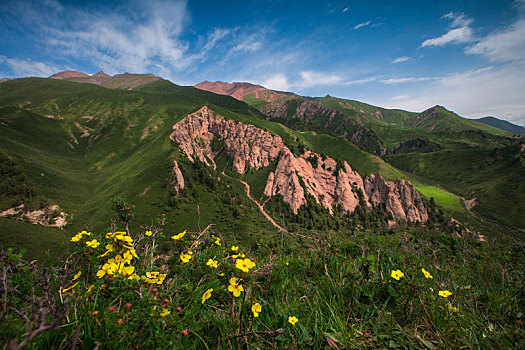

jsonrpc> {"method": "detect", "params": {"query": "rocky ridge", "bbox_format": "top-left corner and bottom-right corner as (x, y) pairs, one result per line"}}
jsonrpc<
(195, 81), (286, 102)
(171, 106), (428, 222)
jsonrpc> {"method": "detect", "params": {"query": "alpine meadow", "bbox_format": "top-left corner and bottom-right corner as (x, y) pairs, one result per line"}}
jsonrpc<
(1, 1), (524, 349)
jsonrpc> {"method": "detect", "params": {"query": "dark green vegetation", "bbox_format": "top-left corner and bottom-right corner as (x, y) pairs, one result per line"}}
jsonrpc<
(1, 220), (524, 349)
(241, 91), (524, 231)
(474, 116), (525, 135)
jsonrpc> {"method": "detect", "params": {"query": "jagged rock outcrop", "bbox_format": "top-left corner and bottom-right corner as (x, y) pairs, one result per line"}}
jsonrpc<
(364, 174), (428, 222)
(170, 106), (284, 173)
(171, 160), (185, 195)
(171, 106), (428, 222)
(264, 150), (369, 214)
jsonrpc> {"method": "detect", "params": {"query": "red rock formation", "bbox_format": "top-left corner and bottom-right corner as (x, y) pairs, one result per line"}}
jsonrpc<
(49, 70), (89, 79)
(171, 106), (428, 222)
(195, 81), (286, 102)
(170, 106), (284, 173)
(364, 174), (428, 222)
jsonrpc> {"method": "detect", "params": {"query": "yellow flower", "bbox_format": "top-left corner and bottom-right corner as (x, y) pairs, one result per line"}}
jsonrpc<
(116, 235), (133, 243)
(180, 252), (192, 263)
(218, 272), (225, 277)
(214, 238), (221, 246)
(87, 284), (94, 293)
(286, 262), (289, 266)
(288, 316), (298, 325)
(156, 274), (167, 284)
(70, 234), (82, 242)
(228, 278), (244, 297)
(73, 271), (82, 280)
(195, 241), (201, 246)
(86, 239), (100, 248)
(202, 288), (213, 303)
(391, 270), (404, 280)
(232, 254), (240, 259)
(236, 258), (255, 273)
(206, 259), (218, 268)
(160, 308), (171, 317)
(145, 230), (153, 237)
(60, 281), (79, 294)
(439, 290), (452, 298)
(252, 303), (262, 317)
(79, 230), (91, 236)
(146, 271), (159, 279)
(171, 230), (186, 240)
(121, 265), (135, 277)
(422, 268), (433, 279)
(231, 246), (239, 252)
(96, 269), (106, 278)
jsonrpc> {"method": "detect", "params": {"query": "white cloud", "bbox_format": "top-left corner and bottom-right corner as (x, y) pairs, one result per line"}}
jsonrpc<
(420, 12), (474, 47)
(353, 21), (371, 30)
(421, 26), (474, 47)
(380, 77), (436, 84)
(343, 7), (349, 13)
(466, 19), (525, 62)
(263, 74), (290, 91)
(296, 71), (343, 88)
(392, 56), (410, 64)
(4, 58), (60, 77)
(442, 12), (473, 28)
(375, 64), (525, 124)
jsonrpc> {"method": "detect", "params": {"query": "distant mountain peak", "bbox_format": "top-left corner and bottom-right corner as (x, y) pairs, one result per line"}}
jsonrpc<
(49, 70), (89, 79)
(92, 71), (112, 78)
(473, 116), (525, 134)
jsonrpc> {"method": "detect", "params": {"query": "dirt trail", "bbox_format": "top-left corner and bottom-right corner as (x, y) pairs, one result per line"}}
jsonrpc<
(221, 172), (313, 240)
(236, 178), (286, 232)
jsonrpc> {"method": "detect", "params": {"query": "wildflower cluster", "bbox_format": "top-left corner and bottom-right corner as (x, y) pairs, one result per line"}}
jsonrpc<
(390, 266), (457, 312)
(95, 231), (138, 279)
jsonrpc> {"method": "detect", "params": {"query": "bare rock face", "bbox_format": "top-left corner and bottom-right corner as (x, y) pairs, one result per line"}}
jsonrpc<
(170, 106), (285, 173)
(171, 106), (427, 222)
(171, 160), (185, 195)
(364, 174), (428, 222)
(0, 204), (67, 228)
(264, 149), (369, 214)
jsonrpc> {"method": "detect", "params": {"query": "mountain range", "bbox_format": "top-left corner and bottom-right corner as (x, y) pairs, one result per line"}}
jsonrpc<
(0, 71), (523, 258)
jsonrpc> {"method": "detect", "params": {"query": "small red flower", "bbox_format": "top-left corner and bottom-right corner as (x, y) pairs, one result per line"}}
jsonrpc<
(124, 303), (131, 309)
(92, 311), (99, 316)
(181, 330), (188, 336)
(177, 306), (182, 312)
(108, 306), (116, 313)
(117, 318), (124, 325)
(163, 298), (169, 303)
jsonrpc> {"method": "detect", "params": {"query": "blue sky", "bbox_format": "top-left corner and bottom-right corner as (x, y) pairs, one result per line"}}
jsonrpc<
(1, 0), (524, 124)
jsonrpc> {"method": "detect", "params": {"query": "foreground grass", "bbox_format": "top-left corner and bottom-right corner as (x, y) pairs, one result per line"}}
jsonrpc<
(1, 220), (524, 349)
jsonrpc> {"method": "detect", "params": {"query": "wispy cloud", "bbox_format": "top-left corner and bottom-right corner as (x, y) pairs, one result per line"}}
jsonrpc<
(1, 57), (60, 77)
(376, 65), (525, 124)
(466, 18), (525, 62)
(421, 12), (474, 47)
(380, 77), (436, 84)
(342, 7), (350, 13)
(392, 56), (410, 64)
(353, 21), (371, 30)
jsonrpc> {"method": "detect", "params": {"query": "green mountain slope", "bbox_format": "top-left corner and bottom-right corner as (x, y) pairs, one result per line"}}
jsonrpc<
(474, 116), (525, 134)
(218, 84), (522, 229)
